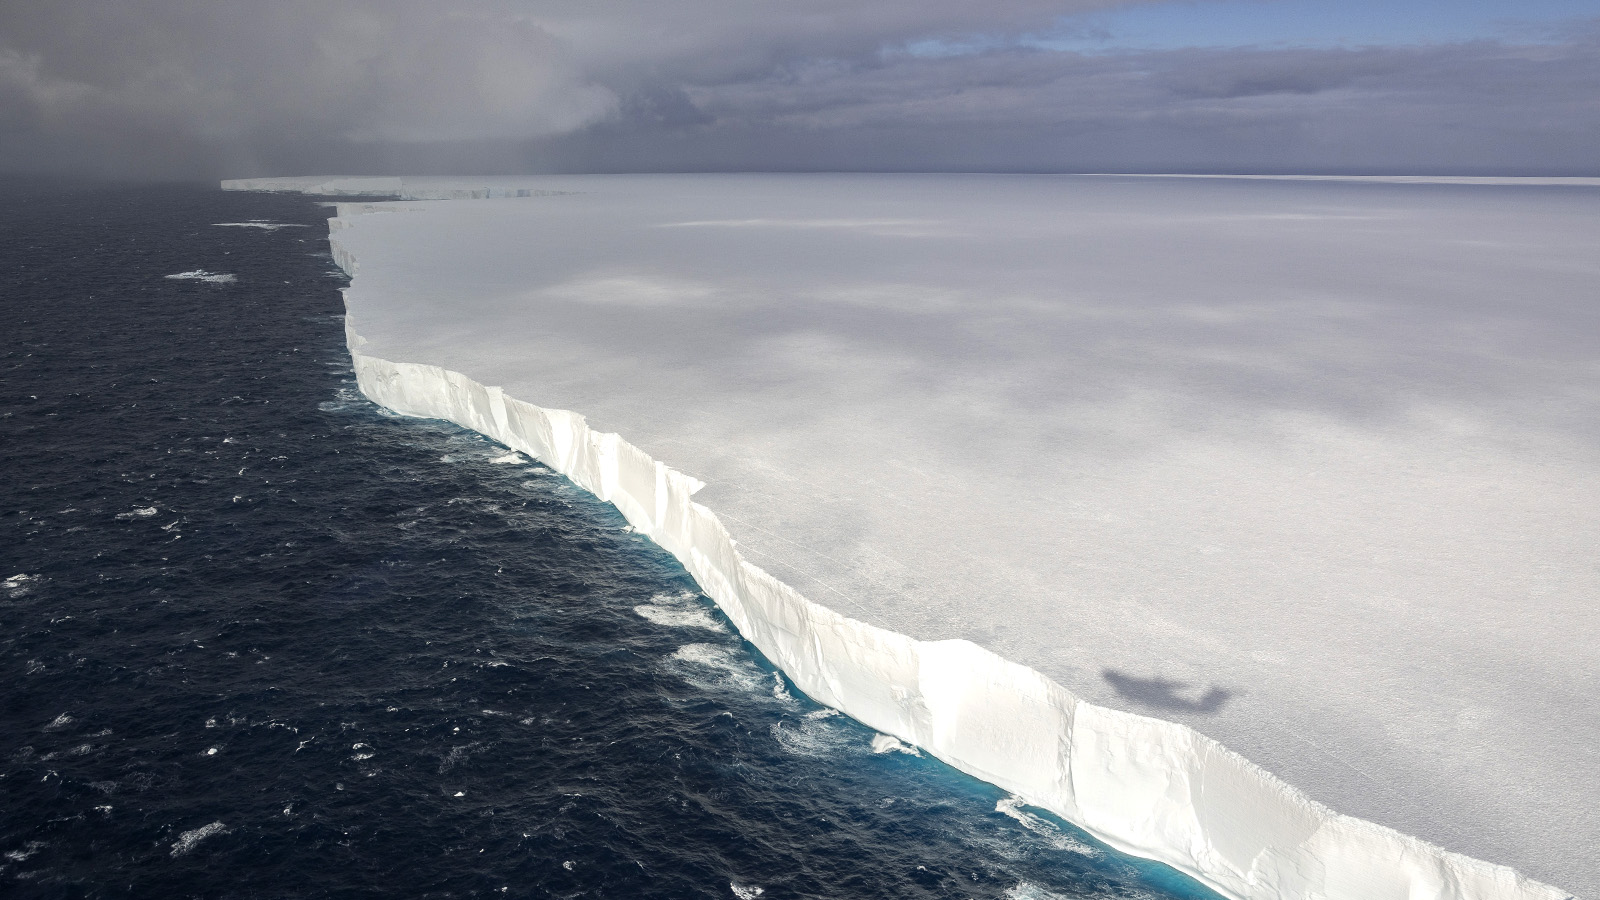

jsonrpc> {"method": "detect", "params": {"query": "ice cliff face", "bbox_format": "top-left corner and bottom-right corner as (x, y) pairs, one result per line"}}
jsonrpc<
(314, 195), (1574, 900)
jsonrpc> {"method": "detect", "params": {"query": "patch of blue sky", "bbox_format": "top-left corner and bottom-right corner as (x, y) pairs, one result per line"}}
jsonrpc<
(898, 0), (1600, 57)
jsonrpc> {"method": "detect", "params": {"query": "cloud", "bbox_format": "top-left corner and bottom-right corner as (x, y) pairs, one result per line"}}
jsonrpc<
(0, 1), (1596, 177)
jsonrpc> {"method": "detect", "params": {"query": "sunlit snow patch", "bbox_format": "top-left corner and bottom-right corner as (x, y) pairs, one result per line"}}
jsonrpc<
(165, 270), (236, 284)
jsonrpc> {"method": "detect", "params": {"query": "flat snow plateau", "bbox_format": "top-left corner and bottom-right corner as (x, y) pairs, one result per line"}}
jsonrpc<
(237, 174), (1597, 896)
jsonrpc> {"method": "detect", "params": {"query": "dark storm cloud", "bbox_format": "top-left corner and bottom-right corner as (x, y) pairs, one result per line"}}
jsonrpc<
(1, 1), (1596, 177)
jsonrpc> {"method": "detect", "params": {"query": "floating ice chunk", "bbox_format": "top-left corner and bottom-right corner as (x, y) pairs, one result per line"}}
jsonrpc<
(170, 822), (226, 856)
(165, 270), (236, 283)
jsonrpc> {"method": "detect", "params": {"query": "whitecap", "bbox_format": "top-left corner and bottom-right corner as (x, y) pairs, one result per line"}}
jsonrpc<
(3, 573), (39, 597)
(995, 795), (1099, 857)
(634, 592), (725, 632)
(770, 710), (852, 758)
(870, 733), (920, 756)
(212, 222), (307, 231)
(670, 643), (766, 693)
(115, 507), (158, 519)
(4, 841), (46, 862)
(170, 821), (227, 856)
(164, 271), (236, 284)
(770, 672), (799, 706)
(1004, 883), (1073, 900)
(730, 885), (764, 899)
(488, 452), (526, 464)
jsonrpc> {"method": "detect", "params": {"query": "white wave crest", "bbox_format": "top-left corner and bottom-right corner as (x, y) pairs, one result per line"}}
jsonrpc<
(165, 270), (236, 284)
(635, 592), (725, 632)
(770, 709), (851, 758)
(170, 821), (227, 856)
(4, 573), (40, 597)
(212, 221), (307, 231)
(670, 643), (767, 694)
(870, 733), (920, 756)
(1004, 883), (1073, 900)
(996, 795), (1098, 857)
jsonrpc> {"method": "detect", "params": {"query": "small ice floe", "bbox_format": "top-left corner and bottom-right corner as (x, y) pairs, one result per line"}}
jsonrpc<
(212, 221), (307, 231)
(731, 884), (765, 899)
(115, 507), (158, 519)
(165, 270), (237, 284)
(170, 821), (227, 856)
(488, 452), (525, 464)
(870, 733), (920, 756)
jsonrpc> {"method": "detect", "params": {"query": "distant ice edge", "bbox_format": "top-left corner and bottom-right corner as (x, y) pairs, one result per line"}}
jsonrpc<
(299, 186), (1570, 900)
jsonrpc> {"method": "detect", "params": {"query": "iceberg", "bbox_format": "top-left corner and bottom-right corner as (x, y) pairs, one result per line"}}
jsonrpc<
(225, 174), (1596, 900)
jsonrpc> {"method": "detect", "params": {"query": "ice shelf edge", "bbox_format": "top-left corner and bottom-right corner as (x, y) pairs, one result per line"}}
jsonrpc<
(307, 193), (1574, 900)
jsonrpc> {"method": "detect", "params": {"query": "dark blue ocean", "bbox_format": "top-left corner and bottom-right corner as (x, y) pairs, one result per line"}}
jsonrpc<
(1, 180), (1222, 900)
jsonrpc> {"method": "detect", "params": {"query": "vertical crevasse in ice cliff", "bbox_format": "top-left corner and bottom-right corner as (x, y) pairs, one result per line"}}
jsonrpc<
(324, 209), (1573, 900)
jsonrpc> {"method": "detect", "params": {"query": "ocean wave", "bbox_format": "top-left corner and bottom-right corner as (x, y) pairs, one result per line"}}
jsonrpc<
(165, 270), (236, 284)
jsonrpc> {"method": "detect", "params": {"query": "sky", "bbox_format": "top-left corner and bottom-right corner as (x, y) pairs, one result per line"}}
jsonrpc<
(1, 0), (1596, 178)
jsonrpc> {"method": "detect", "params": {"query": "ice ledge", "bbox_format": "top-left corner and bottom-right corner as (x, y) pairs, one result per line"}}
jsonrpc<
(222, 176), (570, 201)
(303, 193), (1573, 900)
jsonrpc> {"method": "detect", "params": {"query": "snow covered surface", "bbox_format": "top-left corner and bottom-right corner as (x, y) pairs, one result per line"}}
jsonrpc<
(225, 174), (1597, 899)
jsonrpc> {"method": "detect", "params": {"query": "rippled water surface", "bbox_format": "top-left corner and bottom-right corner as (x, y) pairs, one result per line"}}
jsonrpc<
(0, 180), (1222, 900)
